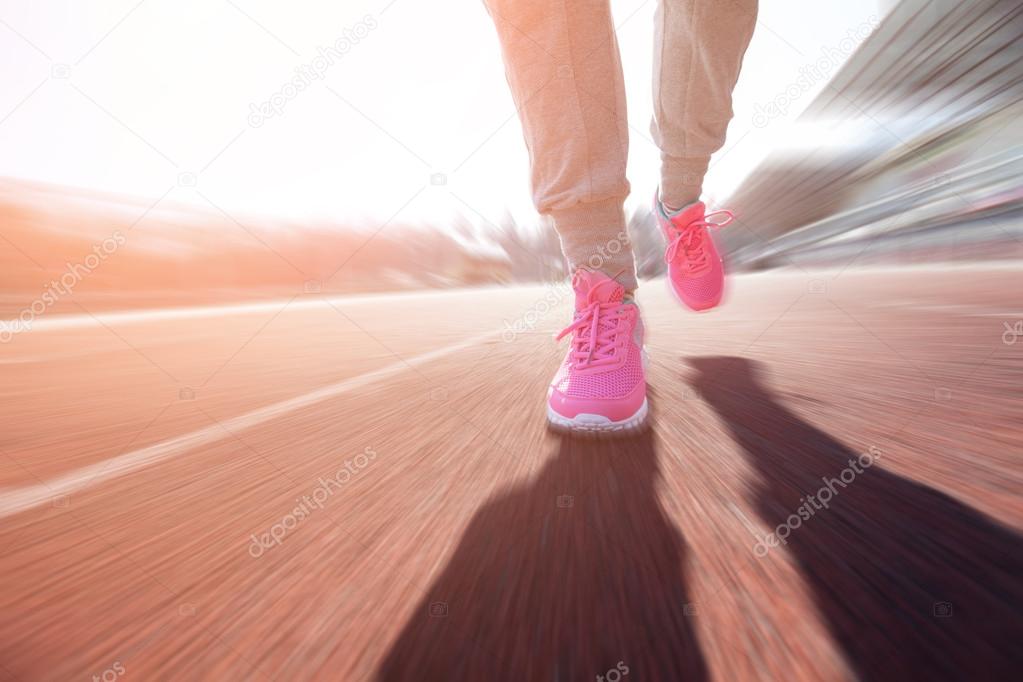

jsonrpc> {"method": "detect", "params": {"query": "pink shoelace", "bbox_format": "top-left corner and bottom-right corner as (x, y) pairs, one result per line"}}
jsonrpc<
(555, 278), (625, 368)
(664, 209), (735, 275)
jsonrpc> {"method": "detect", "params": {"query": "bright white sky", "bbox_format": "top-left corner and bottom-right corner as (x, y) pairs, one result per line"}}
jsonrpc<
(0, 0), (882, 231)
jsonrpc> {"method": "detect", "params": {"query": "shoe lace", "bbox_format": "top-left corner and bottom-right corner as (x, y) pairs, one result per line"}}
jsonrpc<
(664, 209), (735, 275)
(555, 298), (625, 369)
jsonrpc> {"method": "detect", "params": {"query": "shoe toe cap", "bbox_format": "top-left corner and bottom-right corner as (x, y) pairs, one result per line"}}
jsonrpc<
(548, 381), (646, 421)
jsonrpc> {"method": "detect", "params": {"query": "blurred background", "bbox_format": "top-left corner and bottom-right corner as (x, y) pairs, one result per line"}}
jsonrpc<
(2, 1), (1021, 681)
(3, 0), (1018, 313)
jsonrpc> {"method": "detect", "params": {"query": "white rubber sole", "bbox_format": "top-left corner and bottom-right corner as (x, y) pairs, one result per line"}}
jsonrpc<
(546, 398), (649, 434)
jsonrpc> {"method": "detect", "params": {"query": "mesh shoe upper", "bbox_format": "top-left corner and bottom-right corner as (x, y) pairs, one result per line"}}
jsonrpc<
(553, 340), (644, 400)
(655, 195), (734, 311)
(549, 270), (645, 406)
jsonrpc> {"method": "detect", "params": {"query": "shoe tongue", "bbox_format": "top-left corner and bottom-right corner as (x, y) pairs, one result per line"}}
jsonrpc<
(573, 270), (624, 307)
(669, 201), (706, 228)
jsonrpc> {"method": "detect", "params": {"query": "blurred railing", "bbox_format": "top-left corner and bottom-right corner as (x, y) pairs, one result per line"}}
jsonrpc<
(721, 0), (1023, 268)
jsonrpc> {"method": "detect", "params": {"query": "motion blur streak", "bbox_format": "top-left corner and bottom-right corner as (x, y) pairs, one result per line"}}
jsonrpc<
(1, 268), (1022, 680)
(2, 0), (1022, 680)
(722, 0), (1023, 269)
(0, 325), (499, 518)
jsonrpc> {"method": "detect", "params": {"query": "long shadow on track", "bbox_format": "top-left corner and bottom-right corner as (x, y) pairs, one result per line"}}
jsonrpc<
(689, 356), (1023, 680)
(376, 419), (707, 681)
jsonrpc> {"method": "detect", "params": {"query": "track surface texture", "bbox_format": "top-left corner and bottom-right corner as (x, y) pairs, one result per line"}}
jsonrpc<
(1, 265), (1022, 681)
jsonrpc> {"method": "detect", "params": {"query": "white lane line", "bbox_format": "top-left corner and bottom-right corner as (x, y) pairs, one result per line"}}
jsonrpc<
(0, 285), (529, 334)
(869, 302), (1022, 316)
(0, 329), (500, 519)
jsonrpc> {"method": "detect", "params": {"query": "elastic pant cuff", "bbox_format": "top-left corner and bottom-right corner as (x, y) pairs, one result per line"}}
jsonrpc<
(554, 221), (637, 292)
(661, 155), (710, 208)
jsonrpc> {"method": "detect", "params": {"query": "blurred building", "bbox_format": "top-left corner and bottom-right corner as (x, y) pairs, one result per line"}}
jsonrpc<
(723, 0), (1023, 268)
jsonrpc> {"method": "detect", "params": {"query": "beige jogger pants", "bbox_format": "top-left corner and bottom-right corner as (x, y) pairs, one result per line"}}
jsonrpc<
(484, 0), (757, 289)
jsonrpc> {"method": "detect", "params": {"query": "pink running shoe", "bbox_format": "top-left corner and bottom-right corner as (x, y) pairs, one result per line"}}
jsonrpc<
(655, 194), (734, 311)
(547, 270), (647, 433)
